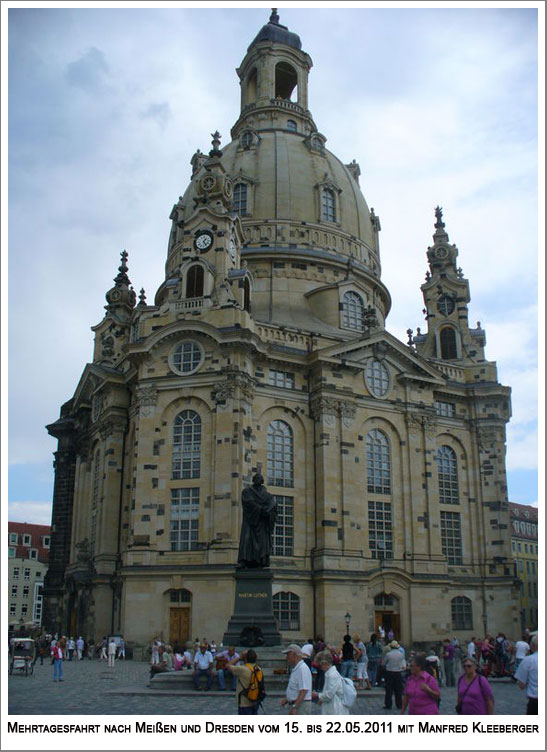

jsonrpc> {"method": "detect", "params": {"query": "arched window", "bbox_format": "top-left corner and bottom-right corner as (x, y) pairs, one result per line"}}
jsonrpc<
(170, 589), (192, 603)
(275, 62), (297, 100)
(366, 429), (391, 494)
(186, 265), (204, 298)
(244, 277), (251, 313)
(451, 596), (472, 630)
(267, 420), (294, 487)
(273, 592), (300, 630)
(322, 188), (336, 222)
(374, 593), (394, 607)
(233, 183), (248, 215)
(241, 131), (253, 148)
(437, 445), (459, 504)
(343, 291), (365, 330)
(172, 410), (201, 479)
(286, 119), (297, 132)
(246, 68), (257, 104)
(440, 327), (457, 359)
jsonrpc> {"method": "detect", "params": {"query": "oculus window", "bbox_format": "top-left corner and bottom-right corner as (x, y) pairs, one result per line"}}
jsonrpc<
(172, 341), (203, 374)
(365, 359), (390, 398)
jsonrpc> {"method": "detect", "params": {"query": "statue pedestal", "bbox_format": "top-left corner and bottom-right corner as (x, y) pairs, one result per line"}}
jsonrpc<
(223, 568), (282, 647)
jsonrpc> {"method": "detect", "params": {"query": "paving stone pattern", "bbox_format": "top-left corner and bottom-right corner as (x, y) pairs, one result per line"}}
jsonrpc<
(8, 659), (528, 716)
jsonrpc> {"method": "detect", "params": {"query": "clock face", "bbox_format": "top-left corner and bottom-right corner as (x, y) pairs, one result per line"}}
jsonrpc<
(435, 246), (448, 259)
(194, 231), (213, 252)
(229, 238), (236, 261)
(438, 294), (455, 316)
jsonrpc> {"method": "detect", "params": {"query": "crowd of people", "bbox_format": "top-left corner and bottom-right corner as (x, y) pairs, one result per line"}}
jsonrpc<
(153, 627), (538, 715)
(13, 633), (127, 675)
(14, 625), (537, 715)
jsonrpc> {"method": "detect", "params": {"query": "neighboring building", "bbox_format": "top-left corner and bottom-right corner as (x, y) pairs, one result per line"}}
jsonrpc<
(8, 522), (50, 629)
(43, 11), (520, 649)
(509, 502), (538, 631)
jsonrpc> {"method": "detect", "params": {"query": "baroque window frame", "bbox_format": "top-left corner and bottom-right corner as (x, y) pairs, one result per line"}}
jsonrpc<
(172, 410), (202, 480)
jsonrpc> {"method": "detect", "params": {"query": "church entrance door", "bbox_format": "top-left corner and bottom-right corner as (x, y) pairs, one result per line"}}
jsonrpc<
(375, 611), (400, 639)
(170, 607), (190, 646)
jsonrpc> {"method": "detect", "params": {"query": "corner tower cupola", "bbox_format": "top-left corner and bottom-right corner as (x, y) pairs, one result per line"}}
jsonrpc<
(232, 9), (316, 138)
(413, 208), (489, 368)
(426, 205), (459, 273)
(92, 250), (136, 365)
(105, 250), (137, 314)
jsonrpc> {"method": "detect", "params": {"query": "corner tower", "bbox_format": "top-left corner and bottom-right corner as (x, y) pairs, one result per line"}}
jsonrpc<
(413, 207), (489, 370)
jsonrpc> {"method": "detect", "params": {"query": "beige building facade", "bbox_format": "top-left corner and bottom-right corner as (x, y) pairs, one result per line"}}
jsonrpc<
(8, 522), (50, 630)
(509, 502), (538, 631)
(44, 11), (520, 650)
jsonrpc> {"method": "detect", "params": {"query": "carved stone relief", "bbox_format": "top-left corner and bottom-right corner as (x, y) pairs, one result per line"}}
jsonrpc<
(135, 384), (159, 417)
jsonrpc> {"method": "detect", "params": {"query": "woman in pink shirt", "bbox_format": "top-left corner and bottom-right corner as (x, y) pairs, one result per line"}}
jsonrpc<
(457, 658), (494, 714)
(401, 654), (440, 715)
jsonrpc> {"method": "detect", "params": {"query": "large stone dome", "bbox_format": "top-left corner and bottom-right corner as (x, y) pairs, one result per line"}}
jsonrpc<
(178, 131), (379, 268)
(164, 11), (390, 331)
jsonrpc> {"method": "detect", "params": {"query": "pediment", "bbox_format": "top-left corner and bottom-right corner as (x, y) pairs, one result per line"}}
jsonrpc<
(312, 330), (446, 385)
(72, 363), (125, 408)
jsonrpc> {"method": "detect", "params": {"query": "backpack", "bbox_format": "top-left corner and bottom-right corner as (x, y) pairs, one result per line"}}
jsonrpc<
(341, 677), (357, 708)
(240, 663), (266, 706)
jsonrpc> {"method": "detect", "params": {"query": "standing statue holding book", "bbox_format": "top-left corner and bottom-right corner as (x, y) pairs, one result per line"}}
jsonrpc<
(237, 473), (277, 569)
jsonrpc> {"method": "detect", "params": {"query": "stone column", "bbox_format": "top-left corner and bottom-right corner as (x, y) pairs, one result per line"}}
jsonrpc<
(310, 395), (342, 553)
(43, 414), (77, 634)
(210, 369), (257, 559)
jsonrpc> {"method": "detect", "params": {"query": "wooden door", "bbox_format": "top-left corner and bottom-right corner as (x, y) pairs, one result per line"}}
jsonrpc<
(170, 607), (190, 646)
(375, 611), (400, 639)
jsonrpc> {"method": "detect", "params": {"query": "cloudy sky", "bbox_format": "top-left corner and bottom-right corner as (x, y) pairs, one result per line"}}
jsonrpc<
(5, 3), (540, 525)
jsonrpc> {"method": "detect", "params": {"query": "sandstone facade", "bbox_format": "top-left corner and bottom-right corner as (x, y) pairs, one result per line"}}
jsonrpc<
(43, 11), (520, 650)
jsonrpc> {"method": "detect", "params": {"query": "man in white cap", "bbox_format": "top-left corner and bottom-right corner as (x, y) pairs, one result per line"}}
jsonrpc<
(280, 644), (312, 715)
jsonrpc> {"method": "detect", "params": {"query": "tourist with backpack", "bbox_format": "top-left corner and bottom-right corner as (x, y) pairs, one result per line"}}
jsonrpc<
(227, 649), (265, 715)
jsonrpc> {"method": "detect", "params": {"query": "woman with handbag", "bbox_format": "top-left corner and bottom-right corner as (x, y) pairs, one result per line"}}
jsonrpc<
(456, 658), (494, 714)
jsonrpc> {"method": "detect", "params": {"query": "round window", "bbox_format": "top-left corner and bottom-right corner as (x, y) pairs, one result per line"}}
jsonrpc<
(365, 359), (390, 398)
(172, 341), (203, 374)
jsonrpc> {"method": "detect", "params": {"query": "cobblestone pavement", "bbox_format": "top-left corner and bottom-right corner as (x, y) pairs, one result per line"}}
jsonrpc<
(8, 658), (528, 716)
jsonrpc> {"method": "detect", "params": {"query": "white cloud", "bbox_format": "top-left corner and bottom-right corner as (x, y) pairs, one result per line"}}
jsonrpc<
(8, 501), (53, 526)
(506, 425), (538, 472)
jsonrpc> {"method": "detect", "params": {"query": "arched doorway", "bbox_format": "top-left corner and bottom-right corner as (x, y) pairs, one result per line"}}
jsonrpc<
(373, 592), (400, 639)
(169, 589), (192, 646)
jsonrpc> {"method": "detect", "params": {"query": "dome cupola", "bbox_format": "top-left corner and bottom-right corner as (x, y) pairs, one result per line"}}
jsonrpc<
(162, 10), (391, 333)
(247, 8), (302, 52)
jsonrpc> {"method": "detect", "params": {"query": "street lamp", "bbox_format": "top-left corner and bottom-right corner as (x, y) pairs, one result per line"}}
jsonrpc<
(345, 612), (351, 635)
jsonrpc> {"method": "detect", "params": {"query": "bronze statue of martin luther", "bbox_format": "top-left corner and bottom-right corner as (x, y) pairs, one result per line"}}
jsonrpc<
(237, 473), (277, 568)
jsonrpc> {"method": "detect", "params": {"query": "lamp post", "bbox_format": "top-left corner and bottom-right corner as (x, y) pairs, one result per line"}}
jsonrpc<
(345, 612), (351, 635)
